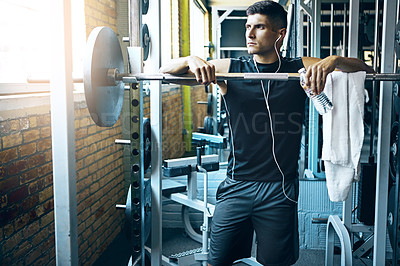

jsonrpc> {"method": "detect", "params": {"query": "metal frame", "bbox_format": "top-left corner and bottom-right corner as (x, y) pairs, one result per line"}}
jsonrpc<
(50, 0), (79, 265)
(373, 0), (397, 264)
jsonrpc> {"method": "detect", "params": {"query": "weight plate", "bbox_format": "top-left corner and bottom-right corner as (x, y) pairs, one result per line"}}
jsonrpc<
(396, 22), (400, 58)
(203, 116), (214, 134)
(204, 116), (209, 134)
(143, 118), (151, 172)
(388, 186), (395, 250)
(143, 178), (151, 242)
(125, 179), (151, 242)
(207, 93), (212, 116)
(394, 83), (400, 115)
(142, 24), (150, 61)
(84, 27), (124, 127)
(142, 0), (149, 15)
(390, 121), (399, 183)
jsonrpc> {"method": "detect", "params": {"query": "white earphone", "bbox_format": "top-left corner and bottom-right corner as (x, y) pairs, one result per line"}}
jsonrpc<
(253, 33), (298, 204)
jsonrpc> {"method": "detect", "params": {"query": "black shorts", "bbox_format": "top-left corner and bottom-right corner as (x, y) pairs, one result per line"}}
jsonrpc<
(208, 177), (299, 266)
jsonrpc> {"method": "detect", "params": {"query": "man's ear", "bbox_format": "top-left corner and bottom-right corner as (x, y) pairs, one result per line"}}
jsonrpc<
(278, 28), (287, 39)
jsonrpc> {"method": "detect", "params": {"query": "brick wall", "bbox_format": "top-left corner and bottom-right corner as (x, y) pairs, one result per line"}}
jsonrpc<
(0, 95), (126, 265)
(85, 0), (118, 36)
(0, 113), (55, 265)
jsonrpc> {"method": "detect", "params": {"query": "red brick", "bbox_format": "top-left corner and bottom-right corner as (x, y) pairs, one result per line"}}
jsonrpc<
(44, 150), (53, 162)
(41, 211), (54, 227)
(38, 162), (52, 176)
(14, 241), (32, 259)
(20, 168), (39, 184)
(0, 147), (18, 163)
(0, 176), (19, 194)
(21, 195), (39, 212)
(2, 231), (22, 254)
(29, 117), (37, 128)
(38, 138), (52, 151)
(39, 186), (53, 203)
(19, 143), (37, 157)
(8, 185), (28, 204)
(75, 128), (88, 139)
(28, 178), (45, 194)
(32, 228), (48, 246)
(1, 194), (7, 208)
(0, 165), (5, 178)
(37, 115), (51, 127)
(28, 153), (45, 168)
(14, 213), (30, 231)
(40, 126), (51, 138)
(23, 129), (40, 143)
(3, 132), (22, 148)
(10, 119), (21, 131)
(25, 245), (42, 265)
(3, 223), (14, 238)
(44, 174), (53, 186)
(32, 253), (49, 266)
(23, 220), (39, 238)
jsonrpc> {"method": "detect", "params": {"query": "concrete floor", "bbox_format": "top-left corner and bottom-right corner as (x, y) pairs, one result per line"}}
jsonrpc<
(93, 228), (376, 266)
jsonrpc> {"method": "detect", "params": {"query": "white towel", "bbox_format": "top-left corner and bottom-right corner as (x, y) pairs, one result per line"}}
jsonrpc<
(321, 71), (366, 202)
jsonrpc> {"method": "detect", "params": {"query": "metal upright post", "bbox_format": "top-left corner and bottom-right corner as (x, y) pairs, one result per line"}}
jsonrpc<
(373, 1), (397, 264)
(50, 0), (78, 264)
(343, 0), (360, 230)
(128, 1), (146, 264)
(147, 0), (163, 265)
(307, 0), (321, 178)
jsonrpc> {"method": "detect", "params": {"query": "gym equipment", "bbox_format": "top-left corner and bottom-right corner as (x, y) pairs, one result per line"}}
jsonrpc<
(390, 121), (399, 183)
(84, 26), (124, 127)
(117, 178), (151, 242)
(142, 0), (149, 15)
(82, 26), (400, 127)
(115, 117), (151, 172)
(142, 24), (150, 61)
(396, 22), (400, 57)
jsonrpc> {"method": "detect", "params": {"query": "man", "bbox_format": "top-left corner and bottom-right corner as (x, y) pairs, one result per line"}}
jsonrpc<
(160, 1), (373, 265)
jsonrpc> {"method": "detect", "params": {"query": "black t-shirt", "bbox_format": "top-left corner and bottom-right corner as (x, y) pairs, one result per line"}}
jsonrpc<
(223, 56), (306, 182)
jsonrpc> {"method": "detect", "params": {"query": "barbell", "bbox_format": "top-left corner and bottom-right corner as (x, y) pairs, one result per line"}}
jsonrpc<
(29, 26), (400, 127)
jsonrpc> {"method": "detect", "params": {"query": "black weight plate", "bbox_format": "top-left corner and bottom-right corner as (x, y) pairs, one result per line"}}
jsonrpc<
(125, 180), (151, 242)
(142, 24), (150, 61)
(143, 118), (151, 172)
(208, 116), (213, 134)
(125, 184), (133, 240)
(396, 22), (400, 58)
(388, 186), (395, 250)
(394, 83), (400, 115)
(207, 93), (212, 116)
(203, 116), (209, 134)
(143, 178), (151, 242)
(84, 27), (124, 127)
(142, 0), (149, 14)
(390, 121), (399, 183)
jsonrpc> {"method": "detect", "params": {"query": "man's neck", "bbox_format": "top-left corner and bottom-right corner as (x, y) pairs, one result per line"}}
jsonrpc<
(253, 53), (279, 64)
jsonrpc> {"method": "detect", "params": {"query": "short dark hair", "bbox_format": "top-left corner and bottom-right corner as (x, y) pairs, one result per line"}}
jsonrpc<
(246, 1), (287, 31)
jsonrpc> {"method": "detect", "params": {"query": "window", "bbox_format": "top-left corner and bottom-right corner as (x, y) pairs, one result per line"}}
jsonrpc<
(190, 0), (207, 58)
(0, 0), (85, 95)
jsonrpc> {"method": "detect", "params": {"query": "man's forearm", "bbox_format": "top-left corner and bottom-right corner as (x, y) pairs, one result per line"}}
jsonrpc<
(159, 57), (190, 74)
(332, 56), (374, 73)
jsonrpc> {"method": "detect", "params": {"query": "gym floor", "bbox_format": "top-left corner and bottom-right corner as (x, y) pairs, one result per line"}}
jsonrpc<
(93, 228), (371, 265)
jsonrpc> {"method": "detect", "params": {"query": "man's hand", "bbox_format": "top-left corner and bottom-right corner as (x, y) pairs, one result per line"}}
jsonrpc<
(304, 56), (338, 95)
(187, 56), (217, 86)
(302, 55), (373, 95)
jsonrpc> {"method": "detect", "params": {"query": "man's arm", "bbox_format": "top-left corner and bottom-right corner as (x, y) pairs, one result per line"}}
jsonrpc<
(302, 55), (374, 95)
(159, 56), (230, 86)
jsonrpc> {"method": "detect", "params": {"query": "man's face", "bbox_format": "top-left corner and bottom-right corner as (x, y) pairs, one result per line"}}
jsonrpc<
(245, 14), (281, 56)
